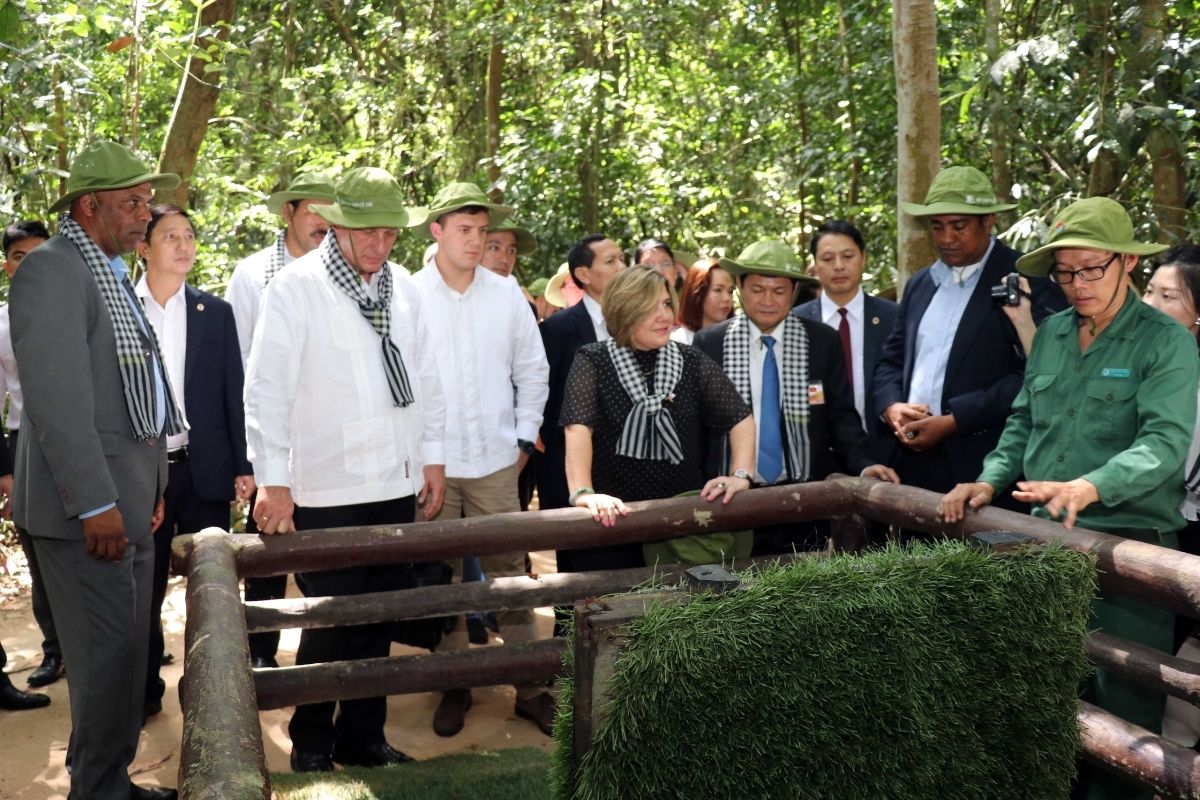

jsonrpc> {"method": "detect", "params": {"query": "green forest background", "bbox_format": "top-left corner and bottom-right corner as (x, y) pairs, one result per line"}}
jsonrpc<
(0, 0), (1197, 296)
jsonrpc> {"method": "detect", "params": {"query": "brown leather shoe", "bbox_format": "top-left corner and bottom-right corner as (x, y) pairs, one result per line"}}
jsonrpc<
(514, 692), (555, 736)
(433, 688), (472, 737)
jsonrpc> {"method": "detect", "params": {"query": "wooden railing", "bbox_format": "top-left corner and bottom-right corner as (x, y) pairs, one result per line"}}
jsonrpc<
(170, 476), (1200, 799)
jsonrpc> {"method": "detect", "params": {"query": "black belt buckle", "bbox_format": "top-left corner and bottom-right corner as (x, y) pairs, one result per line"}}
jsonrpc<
(167, 446), (189, 464)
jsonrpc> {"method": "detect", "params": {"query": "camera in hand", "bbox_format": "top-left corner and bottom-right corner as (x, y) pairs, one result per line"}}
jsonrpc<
(991, 273), (1021, 306)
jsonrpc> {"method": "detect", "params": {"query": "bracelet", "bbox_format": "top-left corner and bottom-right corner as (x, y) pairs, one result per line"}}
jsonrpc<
(568, 487), (595, 506)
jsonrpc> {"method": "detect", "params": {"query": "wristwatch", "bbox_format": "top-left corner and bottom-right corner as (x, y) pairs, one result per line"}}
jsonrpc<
(517, 439), (536, 456)
(732, 468), (752, 482)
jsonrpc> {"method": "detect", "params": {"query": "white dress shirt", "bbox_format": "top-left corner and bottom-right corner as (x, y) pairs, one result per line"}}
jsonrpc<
(819, 288), (866, 429)
(411, 263), (549, 479)
(0, 305), (22, 432)
(669, 326), (695, 345)
(244, 251), (446, 507)
(135, 277), (190, 449)
(225, 239), (295, 367)
(746, 316), (789, 485)
(581, 293), (610, 342)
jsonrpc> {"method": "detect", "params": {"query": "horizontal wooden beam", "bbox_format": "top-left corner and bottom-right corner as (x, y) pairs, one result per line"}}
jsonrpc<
(243, 554), (810, 634)
(1078, 701), (1200, 798)
(172, 481), (853, 578)
(1086, 632), (1200, 707)
(841, 478), (1200, 618)
(253, 639), (567, 711)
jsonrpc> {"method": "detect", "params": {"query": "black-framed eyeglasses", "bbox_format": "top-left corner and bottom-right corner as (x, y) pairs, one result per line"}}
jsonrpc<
(1048, 253), (1120, 285)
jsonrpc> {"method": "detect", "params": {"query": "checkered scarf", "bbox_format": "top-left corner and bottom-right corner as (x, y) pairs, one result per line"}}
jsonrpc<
(262, 230), (288, 285)
(59, 216), (185, 441)
(606, 339), (685, 464)
(722, 314), (811, 482)
(319, 232), (415, 407)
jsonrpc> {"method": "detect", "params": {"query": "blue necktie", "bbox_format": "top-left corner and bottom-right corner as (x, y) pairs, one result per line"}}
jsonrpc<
(758, 335), (784, 484)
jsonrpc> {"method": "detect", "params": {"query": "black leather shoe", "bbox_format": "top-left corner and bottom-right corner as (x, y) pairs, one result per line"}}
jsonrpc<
(514, 692), (556, 736)
(141, 697), (163, 727)
(331, 741), (413, 768)
(251, 655), (279, 669)
(433, 688), (472, 737)
(27, 654), (64, 688)
(0, 683), (51, 711)
(129, 785), (177, 800)
(290, 748), (333, 773)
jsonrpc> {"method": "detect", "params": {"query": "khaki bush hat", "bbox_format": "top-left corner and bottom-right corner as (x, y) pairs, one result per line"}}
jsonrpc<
(527, 277), (550, 297)
(488, 218), (538, 255)
(900, 166), (1017, 218)
(49, 140), (180, 214)
(1016, 197), (1169, 277)
(414, 182), (513, 239)
(719, 239), (817, 284)
(265, 170), (337, 215)
(313, 167), (416, 229)
(545, 263), (571, 307)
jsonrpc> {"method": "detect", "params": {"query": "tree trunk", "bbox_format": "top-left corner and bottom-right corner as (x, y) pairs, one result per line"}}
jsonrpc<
(485, 29), (503, 202)
(985, 0), (1014, 231)
(1084, 0), (1120, 197)
(892, 0), (940, 294)
(157, 0), (237, 207)
(1136, 0), (1185, 242)
(577, 1), (609, 233)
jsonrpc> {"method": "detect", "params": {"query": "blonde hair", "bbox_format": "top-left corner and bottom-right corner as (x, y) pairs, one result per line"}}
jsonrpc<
(602, 266), (678, 347)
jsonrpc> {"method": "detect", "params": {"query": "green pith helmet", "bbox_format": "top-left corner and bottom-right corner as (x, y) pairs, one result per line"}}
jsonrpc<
(900, 166), (1017, 218)
(719, 239), (817, 284)
(312, 167), (417, 230)
(1016, 197), (1169, 277)
(412, 182), (514, 240)
(49, 140), (180, 214)
(489, 218), (538, 256)
(266, 170), (337, 215)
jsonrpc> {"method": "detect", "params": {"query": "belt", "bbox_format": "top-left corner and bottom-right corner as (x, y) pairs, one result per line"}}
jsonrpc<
(167, 446), (189, 464)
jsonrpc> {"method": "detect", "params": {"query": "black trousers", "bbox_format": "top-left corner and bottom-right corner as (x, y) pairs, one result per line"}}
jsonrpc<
(10, 430), (59, 659)
(146, 458), (229, 703)
(287, 495), (416, 754)
(243, 493), (288, 661)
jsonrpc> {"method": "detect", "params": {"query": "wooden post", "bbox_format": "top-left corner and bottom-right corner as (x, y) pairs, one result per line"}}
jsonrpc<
(179, 531), (269, 800)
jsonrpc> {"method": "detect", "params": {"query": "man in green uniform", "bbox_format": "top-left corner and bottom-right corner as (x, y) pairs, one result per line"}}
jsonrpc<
(939, 196), (1198, 800)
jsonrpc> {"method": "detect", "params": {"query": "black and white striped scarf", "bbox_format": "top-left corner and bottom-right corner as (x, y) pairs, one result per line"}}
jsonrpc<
(722, 314), (812, 482)
(262, 230), (288, 285)
(60, 216), (185, 441)
(607, 339), (685, 464)
(319, 233), (415, 407)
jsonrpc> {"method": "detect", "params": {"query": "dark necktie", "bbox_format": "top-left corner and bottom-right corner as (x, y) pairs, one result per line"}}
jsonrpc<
(837, 307), (853, 393)
(758, 335), (783, 484)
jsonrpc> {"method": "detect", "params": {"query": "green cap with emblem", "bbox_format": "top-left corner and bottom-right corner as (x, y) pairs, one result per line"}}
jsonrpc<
(1016, 197), (1169, 277)
(49, 140), (180, 214)
(900, 166), (1017, 218)
(313, 167), (417, 229)
(266, 169), (337, 215)
(412, 182), (513, 240)
(488, 218), (538, 256)
(718, 239), (817, 283)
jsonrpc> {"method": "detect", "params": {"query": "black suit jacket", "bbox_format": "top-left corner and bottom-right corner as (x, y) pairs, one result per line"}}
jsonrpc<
(694, 315), (873, 483)
(792, 293), (899, 463)
(871, 241), (1066, 494)
(537, 301), (596, 509)
(182, 286), (251, 502)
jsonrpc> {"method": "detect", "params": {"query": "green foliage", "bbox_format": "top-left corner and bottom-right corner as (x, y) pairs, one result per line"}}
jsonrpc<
(0, 0), (1197, 299)
(555, 542), (1096, 800)
(270, 747), (552, 800)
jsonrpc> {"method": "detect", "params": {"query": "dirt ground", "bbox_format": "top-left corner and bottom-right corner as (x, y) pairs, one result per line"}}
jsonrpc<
(0, 549), (558, 799)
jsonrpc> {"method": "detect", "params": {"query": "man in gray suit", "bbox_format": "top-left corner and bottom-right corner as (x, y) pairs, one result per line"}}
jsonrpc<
(10, 140), (181, 800)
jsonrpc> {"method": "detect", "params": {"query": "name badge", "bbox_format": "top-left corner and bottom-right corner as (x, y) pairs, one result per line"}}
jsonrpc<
(808, 381), (825, 405)
(1100, 368), (1131, 378)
